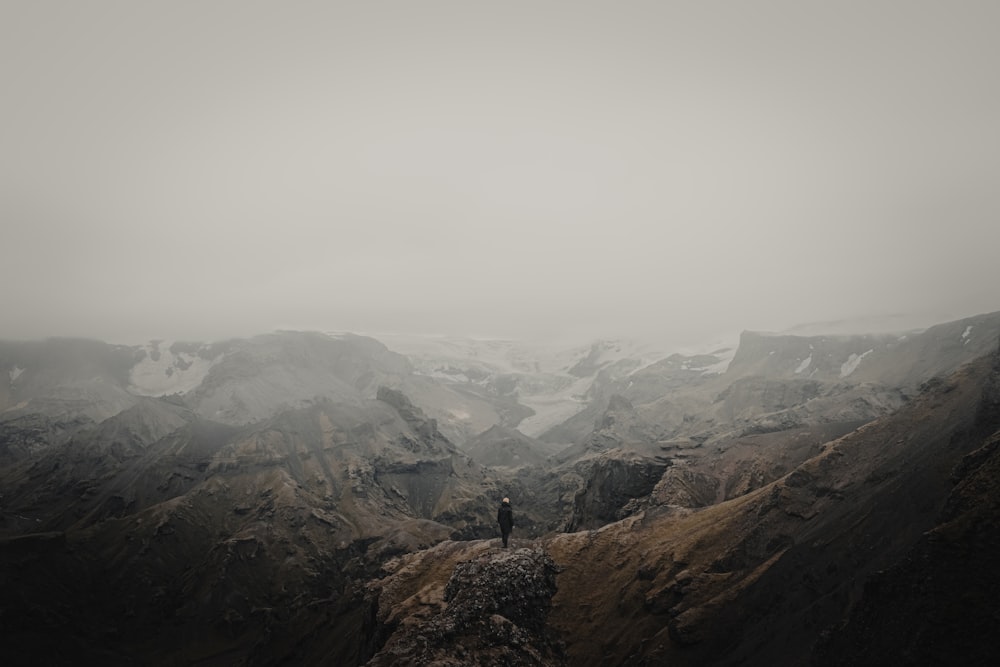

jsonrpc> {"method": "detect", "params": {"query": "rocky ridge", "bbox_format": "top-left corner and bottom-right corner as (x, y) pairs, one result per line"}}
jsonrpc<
(365, 542), (562, 666)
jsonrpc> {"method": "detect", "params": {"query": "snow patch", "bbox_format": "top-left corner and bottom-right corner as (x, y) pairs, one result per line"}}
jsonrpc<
(794, 355), (812, 374)
(9, 366), (25, 384)
(679, 351), (735, 374)
(840, 349), (874, 378)
(516, 373), (592, 437)
(699, 347), (737, 376)
(373, 332), (741, 437)
(426, 369), (480, 385)
(374, 334), (605, 437)
(129, 342), (218, 396)
(962, 325), (973, 344)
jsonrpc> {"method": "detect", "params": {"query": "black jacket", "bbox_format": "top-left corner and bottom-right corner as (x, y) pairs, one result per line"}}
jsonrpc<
(497, 502), (513, 533)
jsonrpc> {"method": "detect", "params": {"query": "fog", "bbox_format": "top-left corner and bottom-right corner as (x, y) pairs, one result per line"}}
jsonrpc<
(3, 1), (999, 348)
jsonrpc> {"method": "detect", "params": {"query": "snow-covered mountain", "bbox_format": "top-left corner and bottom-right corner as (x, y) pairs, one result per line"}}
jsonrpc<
(5, 311), (996, 451)
(371, 333), (736, 438)
(128, 340), (223, 396)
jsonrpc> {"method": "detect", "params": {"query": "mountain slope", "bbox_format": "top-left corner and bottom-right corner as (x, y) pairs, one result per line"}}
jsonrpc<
(0, 388), (510, 665)
(0, 338), (139, 422)
(545, 347), (1000, 666)
(463, 424), (553, 469)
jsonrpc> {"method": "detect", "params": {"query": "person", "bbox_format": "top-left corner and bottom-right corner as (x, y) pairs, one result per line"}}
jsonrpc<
(497, 497), (514, 548)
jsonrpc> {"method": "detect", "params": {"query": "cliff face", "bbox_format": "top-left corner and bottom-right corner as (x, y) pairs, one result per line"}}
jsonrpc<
(725, 312), (1000, 386)
(566, 451), (670, 531)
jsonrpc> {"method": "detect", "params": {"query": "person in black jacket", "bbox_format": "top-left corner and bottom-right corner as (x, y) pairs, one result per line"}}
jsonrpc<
(497, 497), (514, 548)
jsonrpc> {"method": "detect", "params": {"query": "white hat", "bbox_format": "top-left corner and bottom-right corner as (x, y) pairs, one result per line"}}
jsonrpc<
(502, 497), (509, 503)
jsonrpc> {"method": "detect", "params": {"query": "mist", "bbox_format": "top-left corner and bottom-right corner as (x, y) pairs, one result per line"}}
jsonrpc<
(3, 1), (999, 346)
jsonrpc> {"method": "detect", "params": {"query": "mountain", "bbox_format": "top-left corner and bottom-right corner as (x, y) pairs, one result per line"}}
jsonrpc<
(0, 337), (139, 422)
(373, 334), (687, 440)
(181, 332), (411, 424)
(364, 341), (1000, 666)
(462, 424), (556, 469)
(1, 331), (538, 450)
(544, 311), (1000, 531)
(2, 310), (999, 665)
(0, 387), (511, 664)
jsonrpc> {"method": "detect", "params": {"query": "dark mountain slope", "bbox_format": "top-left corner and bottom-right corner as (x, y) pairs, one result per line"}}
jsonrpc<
(0, 389), (510, 665)
(813, 347), (1000, 666)
(542, 347), (1000, 666)
(0, 410), (93, 464)
(813, 432), (1000, 666)
(0, 397), (231, 534)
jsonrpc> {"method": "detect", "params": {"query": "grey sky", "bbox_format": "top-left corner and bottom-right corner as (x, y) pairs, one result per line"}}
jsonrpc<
(3, 1), (999, 347)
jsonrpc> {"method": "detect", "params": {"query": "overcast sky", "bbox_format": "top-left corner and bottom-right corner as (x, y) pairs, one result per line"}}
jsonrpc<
(3, 1), (999, 347)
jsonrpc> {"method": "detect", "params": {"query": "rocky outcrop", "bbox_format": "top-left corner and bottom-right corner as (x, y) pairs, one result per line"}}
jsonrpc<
(715, 376), (822, 422)
(377, 386), (445, 445)
(974, 339), (1000, 433)
(566, 451), (670, 531)
(650, 464), (720, 508)
(365, 542), (562, 666)
(0, 411), (92, 463)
